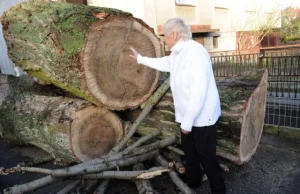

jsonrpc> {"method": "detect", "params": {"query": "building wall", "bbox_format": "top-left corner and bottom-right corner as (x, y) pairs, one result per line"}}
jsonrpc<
(210, 0), (281, 53)
(0, 0), (28, 75)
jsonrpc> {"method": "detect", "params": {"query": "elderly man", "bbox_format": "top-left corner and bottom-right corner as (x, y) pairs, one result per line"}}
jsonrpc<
(129, 18), (226, 194)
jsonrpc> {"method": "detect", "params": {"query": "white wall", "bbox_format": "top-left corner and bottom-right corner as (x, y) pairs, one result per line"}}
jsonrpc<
(0, 0), (28, 75)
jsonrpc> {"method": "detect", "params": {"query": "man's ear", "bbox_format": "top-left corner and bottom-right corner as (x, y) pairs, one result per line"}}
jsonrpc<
(172, 32), (178, 40)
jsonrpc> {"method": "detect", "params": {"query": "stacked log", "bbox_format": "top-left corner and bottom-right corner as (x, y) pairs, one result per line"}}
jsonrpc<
(1, 0), (162, 161)
(1, 0), (161, 110)
(0, 74), (124, 162)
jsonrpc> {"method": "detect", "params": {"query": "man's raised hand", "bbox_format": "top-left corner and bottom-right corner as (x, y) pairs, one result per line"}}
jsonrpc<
(129, 46), (139, 60)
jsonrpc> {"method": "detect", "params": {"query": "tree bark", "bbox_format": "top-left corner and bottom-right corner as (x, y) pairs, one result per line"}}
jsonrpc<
(80, 167), (169, 180)
(1, 0), (161, 110)
(0, 74), (123, 162)
(136, 69), (268, 164)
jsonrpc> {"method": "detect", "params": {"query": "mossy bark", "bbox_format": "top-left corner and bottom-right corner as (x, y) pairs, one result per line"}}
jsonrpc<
(0, 75), (89, 162)
(0, 74), (123, 162)
(2, 1), (129, 104)
(2, 0), (160, 110)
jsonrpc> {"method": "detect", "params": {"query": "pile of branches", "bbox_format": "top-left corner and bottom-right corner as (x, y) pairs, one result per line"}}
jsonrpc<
(0, 78), (229, 194)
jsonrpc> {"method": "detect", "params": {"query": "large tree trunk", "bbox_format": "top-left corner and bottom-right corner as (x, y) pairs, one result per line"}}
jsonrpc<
(0, 75), (124, 162)
(1, 0), (161, 110)
(135, 69), (268, 164)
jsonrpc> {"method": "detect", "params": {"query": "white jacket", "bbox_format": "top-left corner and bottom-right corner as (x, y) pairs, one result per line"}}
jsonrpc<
(137, 39), (221, 132)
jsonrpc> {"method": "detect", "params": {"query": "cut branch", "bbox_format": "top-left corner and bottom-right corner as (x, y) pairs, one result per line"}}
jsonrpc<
(167, 146), (184, 156)
(155, 155), (194, 194)
(162, 151), (185, 174)
(133, 163), (158, 194)
(52, 135), (176, 177)
(124, 130), (161, 151)
(80, 167), (169, 180)
(52, 150), (160, 177)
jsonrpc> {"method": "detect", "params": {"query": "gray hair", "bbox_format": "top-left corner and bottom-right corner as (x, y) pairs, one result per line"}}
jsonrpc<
(163, 18), (192, 41)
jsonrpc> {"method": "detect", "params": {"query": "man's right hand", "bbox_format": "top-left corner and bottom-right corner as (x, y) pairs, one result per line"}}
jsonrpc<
(129, 46), (139, 61)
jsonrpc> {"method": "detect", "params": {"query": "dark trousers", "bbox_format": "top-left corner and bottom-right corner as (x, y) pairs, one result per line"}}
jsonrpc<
(181, 125), (226, 194)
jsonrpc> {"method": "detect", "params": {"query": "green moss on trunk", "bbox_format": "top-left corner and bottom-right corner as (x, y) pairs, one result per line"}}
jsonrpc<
(2, 0), (131, 104)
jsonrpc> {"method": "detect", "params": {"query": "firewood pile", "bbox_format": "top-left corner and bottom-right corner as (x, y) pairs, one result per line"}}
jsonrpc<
(0, 1), (268, 193)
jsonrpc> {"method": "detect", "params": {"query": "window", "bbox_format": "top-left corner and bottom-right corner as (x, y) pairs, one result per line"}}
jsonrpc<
(214, 0), (228, 9)
(175, 0), (196, 6)
(213, 37), (218, 48)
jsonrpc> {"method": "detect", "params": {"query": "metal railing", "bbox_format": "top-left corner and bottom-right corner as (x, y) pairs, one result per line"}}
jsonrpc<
(211, 51), (300, 128)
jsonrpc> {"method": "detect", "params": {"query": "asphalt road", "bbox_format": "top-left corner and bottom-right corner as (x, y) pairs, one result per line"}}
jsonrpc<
(0, 133), (299, 194)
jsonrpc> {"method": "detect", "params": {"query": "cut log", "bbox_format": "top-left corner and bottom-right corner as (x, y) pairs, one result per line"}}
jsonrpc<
(0, 74), (123, 162)
(1, 0), (161, 110)
(70, 106), (123, 162)
(136, 69), (268, 164)
(162, 151), (185, 174)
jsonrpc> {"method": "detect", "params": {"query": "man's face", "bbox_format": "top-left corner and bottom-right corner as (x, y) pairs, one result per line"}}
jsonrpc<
(164, 31), (178, 49)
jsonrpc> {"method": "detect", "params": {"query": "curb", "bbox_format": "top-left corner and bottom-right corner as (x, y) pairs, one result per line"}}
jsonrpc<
(264, 124), (300, 140)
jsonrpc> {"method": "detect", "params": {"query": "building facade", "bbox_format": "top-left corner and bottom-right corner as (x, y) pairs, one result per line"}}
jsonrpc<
(88, 0), (281, 54)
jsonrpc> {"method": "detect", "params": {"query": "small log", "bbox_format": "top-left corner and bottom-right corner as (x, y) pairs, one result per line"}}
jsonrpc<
(133, 163), (158, 194)
(2, 0), (161, 110)
(155, 155), (194, 194)
(162, 151), (185, 174)
(0, 75), (123, 162)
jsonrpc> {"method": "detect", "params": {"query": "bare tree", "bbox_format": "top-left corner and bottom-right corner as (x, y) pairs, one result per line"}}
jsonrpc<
(234, 4), (281, 54)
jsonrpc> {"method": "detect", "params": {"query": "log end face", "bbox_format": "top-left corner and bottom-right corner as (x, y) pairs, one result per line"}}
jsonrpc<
(83, 16), (161, 110)
(69, 106), (124, 162)
(239, 69), (268, 163)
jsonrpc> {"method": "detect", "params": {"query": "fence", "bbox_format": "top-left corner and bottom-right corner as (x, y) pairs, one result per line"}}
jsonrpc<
(211, 50), (300, 128)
